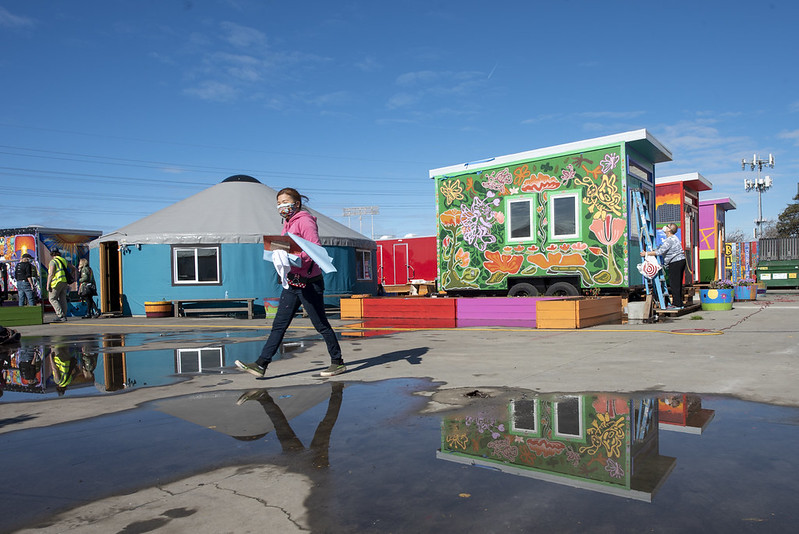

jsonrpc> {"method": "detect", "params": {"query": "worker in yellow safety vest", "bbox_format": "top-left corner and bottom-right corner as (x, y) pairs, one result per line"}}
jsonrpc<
(47, 249), (70, 323)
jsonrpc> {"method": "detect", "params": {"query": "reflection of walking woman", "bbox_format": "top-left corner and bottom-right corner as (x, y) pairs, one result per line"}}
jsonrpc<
(641, 223), (686, 308)
(78, 259), (99, 318)
(236, 188), (346, 378)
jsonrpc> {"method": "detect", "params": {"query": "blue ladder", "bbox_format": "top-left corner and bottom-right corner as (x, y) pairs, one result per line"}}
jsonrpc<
(630, 189), (670, 310)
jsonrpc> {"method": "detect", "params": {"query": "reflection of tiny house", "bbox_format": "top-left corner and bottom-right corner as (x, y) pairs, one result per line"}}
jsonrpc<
(698, 198), (736, 281)
(430, 130), (672, 296)
(438, 393), (675, 502)
(655, 173), (712, 283)
(658, 394), (715, 435)
(376, 235), (436, 286)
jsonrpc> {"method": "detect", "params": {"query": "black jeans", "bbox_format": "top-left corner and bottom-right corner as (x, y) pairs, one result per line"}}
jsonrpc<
(666, 259), (686, 307)
(256, 277), (343, 367)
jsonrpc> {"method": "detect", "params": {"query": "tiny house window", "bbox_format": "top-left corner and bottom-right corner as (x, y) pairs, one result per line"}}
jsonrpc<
(553, 396), (584, 439)
(356, 249), (372, 280)
(549, 192), (580, 240)
(172, 245), (221, 285)
(510, 399), (539, 435)
(507, 197), (535, 241)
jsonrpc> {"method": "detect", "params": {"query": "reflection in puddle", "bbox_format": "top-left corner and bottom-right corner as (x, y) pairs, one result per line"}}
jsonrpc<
(1, 379), (799, 532)
(0, 334), (312, 400)
(439, 392), (682, 501)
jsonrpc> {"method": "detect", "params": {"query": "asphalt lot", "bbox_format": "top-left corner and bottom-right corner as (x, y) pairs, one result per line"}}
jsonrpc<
(2, 290), (797, 532)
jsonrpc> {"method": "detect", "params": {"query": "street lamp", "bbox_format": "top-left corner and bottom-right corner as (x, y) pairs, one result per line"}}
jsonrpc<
(742, 153), (774, 240)
(343, 206), (379, 238)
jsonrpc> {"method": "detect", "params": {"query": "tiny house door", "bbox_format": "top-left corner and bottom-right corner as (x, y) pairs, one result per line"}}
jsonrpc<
(394, 243), (409, 284)
(377, 244), (385, 284)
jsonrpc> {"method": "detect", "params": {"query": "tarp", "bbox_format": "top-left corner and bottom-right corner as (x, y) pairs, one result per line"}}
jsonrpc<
(90, 179), (375, 250)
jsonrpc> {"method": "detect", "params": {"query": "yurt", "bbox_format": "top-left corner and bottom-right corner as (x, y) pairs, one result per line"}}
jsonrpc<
(89, 175), (377, 316)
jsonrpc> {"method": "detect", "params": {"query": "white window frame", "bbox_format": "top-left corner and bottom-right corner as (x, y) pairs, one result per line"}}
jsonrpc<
(510, 399), (540, 436)
(506, 196), (536, 242)
(356, 249), (372, 281)
(553, 396), (584, 439)
(548, 191), (580, 241)
(175, 347), (224, 373)
(172, 245), (221, 285)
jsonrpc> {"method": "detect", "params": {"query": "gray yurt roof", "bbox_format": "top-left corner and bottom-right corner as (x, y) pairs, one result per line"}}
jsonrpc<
(91, 176), (375, 249)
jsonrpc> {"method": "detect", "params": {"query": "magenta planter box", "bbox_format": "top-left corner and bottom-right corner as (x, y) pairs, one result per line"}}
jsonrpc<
(455, 297), (556, 328)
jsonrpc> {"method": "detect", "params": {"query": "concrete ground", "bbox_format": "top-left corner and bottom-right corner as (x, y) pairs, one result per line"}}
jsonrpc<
(3, 290), (798, 532)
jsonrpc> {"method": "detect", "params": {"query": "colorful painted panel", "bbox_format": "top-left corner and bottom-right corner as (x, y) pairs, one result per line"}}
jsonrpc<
(435, 146), (628, 292)
(439, 393), (670, 498)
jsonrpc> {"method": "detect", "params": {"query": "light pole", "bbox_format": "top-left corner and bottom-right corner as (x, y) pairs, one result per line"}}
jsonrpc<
(742, 153), (774, 240)
(342, 206), (379, 238)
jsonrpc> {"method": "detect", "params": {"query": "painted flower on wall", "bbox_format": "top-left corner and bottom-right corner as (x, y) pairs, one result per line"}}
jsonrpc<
(579, 413), (626, 458)
(574, 172), (622, 219)
(520, 172), (561, 193)
(600, 152), (620, 174)
(460, 196), (497, 251)
(439, 209), (462, 229)
(589, 215), (626, 246)
(481, 167), (513, 192)
(454, 247), (470, 268)
(526, 252), (587, 269)
(483, 250), (523, 274)
(513, 164), (531, 184)
(440, 179), (465, 206)
(560, 163), (576, 185)
(604, 458), (625, 479)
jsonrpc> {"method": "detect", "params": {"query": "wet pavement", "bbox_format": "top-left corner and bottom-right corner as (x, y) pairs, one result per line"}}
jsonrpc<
(1, 290), (798, 532)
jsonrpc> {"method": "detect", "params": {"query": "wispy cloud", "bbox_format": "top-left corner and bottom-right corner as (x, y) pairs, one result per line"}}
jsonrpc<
(181, 21), (331, 107)
(0, 6), (35, 28)
(386, 69), (488, 114)
(778, 129), (799, 146)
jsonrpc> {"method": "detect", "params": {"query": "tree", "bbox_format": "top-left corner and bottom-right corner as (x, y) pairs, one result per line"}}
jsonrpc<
(775, 192), (799, 237)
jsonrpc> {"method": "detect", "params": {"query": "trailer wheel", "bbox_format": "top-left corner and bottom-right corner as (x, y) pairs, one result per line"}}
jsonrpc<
(545, 281), (580, 296)
(508, 282), (539, 297)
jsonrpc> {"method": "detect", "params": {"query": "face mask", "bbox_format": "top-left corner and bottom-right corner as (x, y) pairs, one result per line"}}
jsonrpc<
(277, 202), (298, 219)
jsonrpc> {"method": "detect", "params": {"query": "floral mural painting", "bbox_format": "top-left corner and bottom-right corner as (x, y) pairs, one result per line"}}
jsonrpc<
(483, 250), (523, 285)
(435, 147), (628, 292)
(588, 215), (626, 285)
(439, 394), (653, 491)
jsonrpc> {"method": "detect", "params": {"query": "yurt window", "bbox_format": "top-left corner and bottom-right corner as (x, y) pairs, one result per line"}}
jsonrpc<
(356, 249), (372, 280)
(172, 245), (221, 284)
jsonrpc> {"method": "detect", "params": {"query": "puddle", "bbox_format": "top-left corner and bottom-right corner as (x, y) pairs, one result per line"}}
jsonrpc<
(1, 379), (798, 532)
(0, 333), (314, 400)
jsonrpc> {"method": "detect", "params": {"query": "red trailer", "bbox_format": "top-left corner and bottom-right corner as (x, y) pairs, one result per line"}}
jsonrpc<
(376, 236), (437, 287)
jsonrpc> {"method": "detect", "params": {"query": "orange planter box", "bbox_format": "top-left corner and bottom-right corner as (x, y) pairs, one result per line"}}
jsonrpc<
(536, 296), (622, 329)
(361, 297), (456, 319)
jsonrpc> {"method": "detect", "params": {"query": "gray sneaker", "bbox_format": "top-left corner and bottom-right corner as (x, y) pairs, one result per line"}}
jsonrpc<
(320, 363), (347, 377)
(235, 360), (266, 378)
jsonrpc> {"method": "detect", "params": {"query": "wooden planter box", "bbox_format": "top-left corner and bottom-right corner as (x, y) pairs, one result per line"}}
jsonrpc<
(361, 297), (456, 319)
(340, 297), (364, 319)
(535, 296), (622, 329)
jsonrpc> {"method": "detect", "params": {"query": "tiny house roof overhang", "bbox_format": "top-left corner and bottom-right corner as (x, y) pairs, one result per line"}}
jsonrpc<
(656, 172), (713, 192)
(428, 129), (672, 178)
(699, 197), (737, 211)
(0, 226), (102, 238)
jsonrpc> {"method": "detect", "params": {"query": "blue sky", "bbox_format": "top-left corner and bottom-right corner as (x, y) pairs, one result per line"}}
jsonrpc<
(2, 0), (798, 240)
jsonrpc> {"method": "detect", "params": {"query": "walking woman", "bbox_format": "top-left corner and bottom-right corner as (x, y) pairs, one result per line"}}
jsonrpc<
(236, 188), (346, 378)
(78, 258), (100, 318)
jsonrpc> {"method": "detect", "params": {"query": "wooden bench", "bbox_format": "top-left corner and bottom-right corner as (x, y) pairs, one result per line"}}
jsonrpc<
(172, 298), (256, 319)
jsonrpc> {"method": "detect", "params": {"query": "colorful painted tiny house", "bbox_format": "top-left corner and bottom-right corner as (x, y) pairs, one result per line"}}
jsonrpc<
(698, 198), (736, 282)
(430, 130), (672, 297)
(655, 173), (712, 284)
(437, 392), (675, 502)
